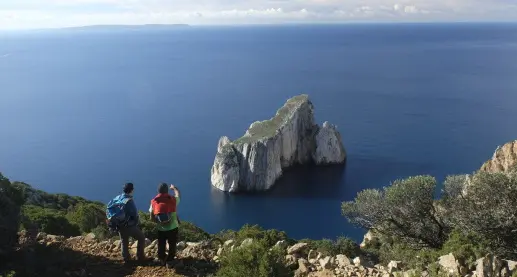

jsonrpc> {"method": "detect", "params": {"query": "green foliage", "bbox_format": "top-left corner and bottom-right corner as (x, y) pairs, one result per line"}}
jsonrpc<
(0, 173), (23, 255)
(299, 237), (360, 257)
(90, 225), (114, 240)
(217, 240), (292, 277)
(234, 94), (308, 144)
(439, 229), (490, 267)
(67, 203), (105, 233)
(441, 171), (517, 258)
(21, 205), (81, 237)
(179, 221), (210, 242)
(214, 224), (291, 248)
(0, 271), (17, 277)
(342, 175), (448, 249)
(138, 211), (158, 240)
(11, 181), (103, 210)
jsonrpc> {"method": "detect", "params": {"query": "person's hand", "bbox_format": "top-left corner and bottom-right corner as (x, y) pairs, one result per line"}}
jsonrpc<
(170, 184), (176, 190)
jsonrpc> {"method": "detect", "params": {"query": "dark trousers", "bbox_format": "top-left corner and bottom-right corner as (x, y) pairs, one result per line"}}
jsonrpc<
(158, 228), (178, 261)
(119, 225), (145, 261)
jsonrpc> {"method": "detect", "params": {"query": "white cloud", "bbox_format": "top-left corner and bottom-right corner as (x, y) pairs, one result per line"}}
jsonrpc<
(0, 0), (516, 30)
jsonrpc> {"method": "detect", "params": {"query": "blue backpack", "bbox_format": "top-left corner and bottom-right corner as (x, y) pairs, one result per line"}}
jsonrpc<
(106, 194), (132, 232)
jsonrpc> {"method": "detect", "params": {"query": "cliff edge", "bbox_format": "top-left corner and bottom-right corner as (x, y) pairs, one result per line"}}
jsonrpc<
(480, 140), (517, 173)
(210, 94), (346, 192)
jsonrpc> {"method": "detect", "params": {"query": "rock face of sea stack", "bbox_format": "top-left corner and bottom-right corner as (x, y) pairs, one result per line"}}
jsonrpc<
(480, 140), (517, 173)
(210, 94), (346, 192)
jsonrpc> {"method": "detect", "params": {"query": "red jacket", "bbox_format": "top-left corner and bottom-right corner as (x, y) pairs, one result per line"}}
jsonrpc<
(151, 193), (176, 215)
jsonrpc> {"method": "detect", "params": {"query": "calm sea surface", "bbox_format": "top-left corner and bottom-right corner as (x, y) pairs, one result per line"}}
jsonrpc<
(1, 23), (517, 241)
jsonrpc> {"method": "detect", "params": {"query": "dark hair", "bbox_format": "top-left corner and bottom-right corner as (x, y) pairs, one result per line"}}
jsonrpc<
(123, 183), (134, 194)
(158, 183), (168, 194)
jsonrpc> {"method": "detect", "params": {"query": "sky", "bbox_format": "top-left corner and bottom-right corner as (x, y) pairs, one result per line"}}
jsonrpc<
(0, 0), (516, 30)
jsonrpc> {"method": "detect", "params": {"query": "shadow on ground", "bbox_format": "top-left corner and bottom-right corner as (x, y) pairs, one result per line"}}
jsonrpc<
(1, 243), (136, 277)
(0, 242), (219, 277)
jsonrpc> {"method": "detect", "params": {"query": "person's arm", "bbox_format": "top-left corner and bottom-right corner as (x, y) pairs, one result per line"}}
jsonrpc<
(149, 204), (154, 221)
(170, 184), (180, 199)
(127, 198), (139, 222)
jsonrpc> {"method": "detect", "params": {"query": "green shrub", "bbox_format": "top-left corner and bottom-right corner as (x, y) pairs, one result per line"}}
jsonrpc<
(439, 229), (490, 268)
(21, 205), (80, 237)
(179, 221), (210, 242)
(0, 173), (24, 255)
(67, 203), (105, 233)
(299, 237), (360, 257)
(90, 225), (114, 240)
(217, 240), (292, 277)
(214, 224), (291, 248)
(138, 211), (158, 240)
(0, 271), (17, 277)
(442, 171), (517, 258)
(342, 175), (448, 249)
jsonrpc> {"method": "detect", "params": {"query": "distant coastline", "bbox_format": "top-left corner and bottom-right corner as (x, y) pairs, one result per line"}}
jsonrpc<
(64, 24), (190, 30)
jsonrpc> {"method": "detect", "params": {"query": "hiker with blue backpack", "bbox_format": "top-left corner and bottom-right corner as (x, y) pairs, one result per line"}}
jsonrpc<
(106, 183), (149, 264)
(149, 183), (181, 267)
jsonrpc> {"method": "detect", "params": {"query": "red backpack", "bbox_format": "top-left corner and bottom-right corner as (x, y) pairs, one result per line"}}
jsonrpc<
(151, 194), (176, 224)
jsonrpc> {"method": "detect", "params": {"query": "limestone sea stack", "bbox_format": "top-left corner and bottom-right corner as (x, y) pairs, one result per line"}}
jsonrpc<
(480, 140), (517, 173)
(210, 94), (346, 192)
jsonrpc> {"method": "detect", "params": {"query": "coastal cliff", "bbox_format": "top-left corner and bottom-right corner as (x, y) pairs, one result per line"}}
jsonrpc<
(210, 94), (346, 192)
(480, 140), (517, 173)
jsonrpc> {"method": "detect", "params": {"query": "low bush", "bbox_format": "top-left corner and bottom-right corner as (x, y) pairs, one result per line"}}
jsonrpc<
(21, 205), (80, 237)
(300, 236), (360, 257)
(217, 240), (292, 277)
(214, 224), (292, 248)
(67, 203), (106, 233)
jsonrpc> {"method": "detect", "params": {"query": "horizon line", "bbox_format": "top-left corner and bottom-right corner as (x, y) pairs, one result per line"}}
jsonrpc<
(1, 20), (517, 32)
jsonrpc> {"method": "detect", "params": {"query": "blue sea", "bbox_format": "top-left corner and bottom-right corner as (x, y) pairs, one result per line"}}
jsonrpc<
(1, 23), (517, 242)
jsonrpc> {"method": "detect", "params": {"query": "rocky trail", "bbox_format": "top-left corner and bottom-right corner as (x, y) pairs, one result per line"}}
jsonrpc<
(5, 231), (218, 277)
(5, 231), (517, 277)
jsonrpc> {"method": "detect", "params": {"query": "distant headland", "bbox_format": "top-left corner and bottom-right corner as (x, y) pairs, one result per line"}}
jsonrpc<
(63, 24), (190, 31)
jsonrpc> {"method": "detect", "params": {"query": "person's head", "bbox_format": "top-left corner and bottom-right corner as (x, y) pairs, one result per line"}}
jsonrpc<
(123, 182), (134, 195)
(158, 183), (168, 194)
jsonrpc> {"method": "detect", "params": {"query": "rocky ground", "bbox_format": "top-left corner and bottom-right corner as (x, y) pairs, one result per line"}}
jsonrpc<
(4, 232), (517, 277)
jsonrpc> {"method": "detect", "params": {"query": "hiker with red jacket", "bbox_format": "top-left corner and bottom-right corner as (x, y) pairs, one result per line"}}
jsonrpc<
(149, 183), (181, 267)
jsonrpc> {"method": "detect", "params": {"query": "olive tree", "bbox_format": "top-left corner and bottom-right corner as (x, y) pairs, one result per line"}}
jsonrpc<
(442, 171), (517, 258)
(341, 175), (448, 249)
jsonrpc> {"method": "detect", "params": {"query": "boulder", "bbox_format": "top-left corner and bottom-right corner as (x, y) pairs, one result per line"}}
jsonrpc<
(285, 254), (298, 269)
(505, 260), (517, 272)
(211, 94), (346, 192)
(476, 254), (508, 277)
(275, 240), (287, 249)
(176, 241), (187, 252)
(224, 240), (235, 247)
(295, 258), (311, 277)
(320, 256), (332, 270)
(353, 257), (372, 267)
(308, 250), (320, 261)
(438, 253), (461, 275)
(84, 233), (96, 242)
(131, 241), (138, 249)
(335, 255), (351, 268)
(388, 261), (402, 273)
(288, 243), (309, 256)
(241, 238), (253, 247)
